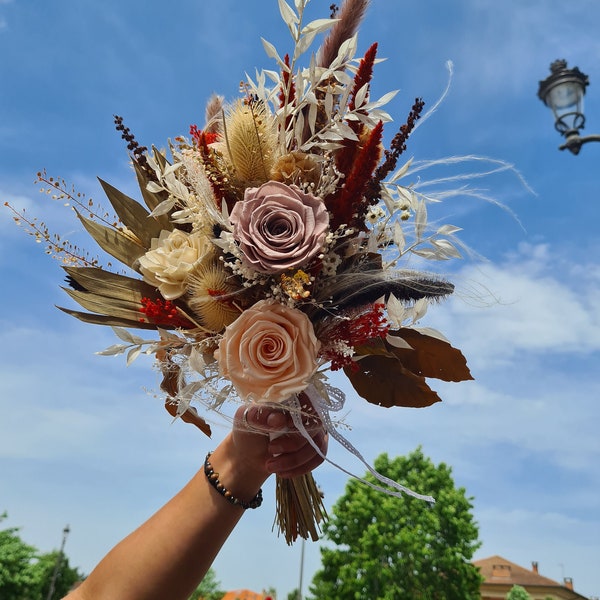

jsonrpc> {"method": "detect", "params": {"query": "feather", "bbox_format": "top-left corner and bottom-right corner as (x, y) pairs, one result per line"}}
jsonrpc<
(204, 94), (224, 134)
(317, 0), (370, 68)
(310, 252), (454, 317)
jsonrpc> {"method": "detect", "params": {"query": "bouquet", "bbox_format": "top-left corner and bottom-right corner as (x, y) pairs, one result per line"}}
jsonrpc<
(7, 0), (474, 543)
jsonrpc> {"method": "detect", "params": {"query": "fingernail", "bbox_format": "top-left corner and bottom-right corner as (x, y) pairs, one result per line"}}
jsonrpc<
(267, 412), (284, 427)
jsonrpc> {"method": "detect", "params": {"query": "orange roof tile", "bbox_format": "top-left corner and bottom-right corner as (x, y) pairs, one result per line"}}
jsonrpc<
(474, 555), (560, 587)
(220, 590), (265, 600)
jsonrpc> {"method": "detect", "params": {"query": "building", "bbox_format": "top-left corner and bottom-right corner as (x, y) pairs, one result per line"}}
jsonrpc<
(220, 590), (271, 600)
(474, 555), (590, 600)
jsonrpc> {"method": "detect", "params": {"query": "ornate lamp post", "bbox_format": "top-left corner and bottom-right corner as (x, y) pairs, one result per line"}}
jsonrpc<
(537, 59), (600, 155)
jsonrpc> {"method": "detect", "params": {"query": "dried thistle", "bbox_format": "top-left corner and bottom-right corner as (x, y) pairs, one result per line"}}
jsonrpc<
(219, 99), (279, 188)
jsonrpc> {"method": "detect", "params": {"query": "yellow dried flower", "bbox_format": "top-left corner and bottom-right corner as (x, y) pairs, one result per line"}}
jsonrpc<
(281, 270), (311, 300)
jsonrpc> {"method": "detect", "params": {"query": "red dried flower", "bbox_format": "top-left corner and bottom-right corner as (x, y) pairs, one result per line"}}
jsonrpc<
(139, 297), (194, 329)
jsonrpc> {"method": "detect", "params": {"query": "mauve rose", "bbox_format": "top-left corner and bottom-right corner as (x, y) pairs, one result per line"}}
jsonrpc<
(229, 181), (329, 274)
(215, 300), (320, 403)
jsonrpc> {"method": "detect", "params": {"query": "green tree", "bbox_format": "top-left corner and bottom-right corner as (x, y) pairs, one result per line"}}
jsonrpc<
(309, 449), (482, 600)
(0, 513), (38, 600)
(506, 585), (532, 600)
(287, 589), (300, 600)
(188, 567), (224, 600)
(0, 513), (83, 600)
(30, 550), (83, 600)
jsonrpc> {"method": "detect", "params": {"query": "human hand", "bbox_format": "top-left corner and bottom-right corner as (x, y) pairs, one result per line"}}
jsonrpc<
(231, 399), (328, 480)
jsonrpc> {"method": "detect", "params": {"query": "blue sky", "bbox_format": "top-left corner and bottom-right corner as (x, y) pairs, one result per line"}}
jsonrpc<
(1, 1), (599, 598)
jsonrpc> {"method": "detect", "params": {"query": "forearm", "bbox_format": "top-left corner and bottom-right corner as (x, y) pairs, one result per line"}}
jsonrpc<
(67, 434), (267, 600)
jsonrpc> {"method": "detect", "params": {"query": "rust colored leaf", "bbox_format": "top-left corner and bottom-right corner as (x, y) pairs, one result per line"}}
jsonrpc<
(387, 329), (473, 382)
(160, 363), (212, 437)
(164, 400), (212, 437)
(344, 354), (441, 408)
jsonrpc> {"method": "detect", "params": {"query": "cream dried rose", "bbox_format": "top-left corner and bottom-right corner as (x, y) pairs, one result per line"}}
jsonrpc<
(229, 180), (329, 274)
(215, 300), (320, 403)
(139, 229), (212, 299)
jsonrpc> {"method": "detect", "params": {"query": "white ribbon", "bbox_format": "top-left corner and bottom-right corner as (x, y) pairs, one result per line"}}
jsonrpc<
(289, 383), (435, 504)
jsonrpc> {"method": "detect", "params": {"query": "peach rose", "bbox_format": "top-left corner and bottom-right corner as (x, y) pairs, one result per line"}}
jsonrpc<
(215, 300), (320, 403)
(229, 181), (329, 274)
(138, 229), (212, 299)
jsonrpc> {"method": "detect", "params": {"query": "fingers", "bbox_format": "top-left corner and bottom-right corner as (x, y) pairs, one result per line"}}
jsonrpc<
(232, 401), (328, 478)
(266, 429), (328, 478)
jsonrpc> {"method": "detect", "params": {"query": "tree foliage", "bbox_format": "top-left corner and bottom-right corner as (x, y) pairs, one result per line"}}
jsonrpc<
(0, 513), (83, 600)
(309, 449), (482, 600)
(188, 567), (224, 600)
(506, 585), (533, 600)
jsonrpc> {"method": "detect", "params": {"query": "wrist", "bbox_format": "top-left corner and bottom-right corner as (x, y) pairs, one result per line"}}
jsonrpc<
(208, 435), (269, 505)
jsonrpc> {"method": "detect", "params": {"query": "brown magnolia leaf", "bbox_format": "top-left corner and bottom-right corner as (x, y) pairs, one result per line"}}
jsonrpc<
(163, 400), (212, 437)
(387, 329), (473, 382)
(353, 337), (393, 358)
(98, 178), (163, 246)
(344, 354), (441, 408)
(76, 211), (146, 269)
(160, 359), (212, 436)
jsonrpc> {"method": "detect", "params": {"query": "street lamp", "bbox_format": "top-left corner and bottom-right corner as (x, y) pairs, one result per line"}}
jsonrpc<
(46, 524), (70, 600)
(537, 59), (600, 155)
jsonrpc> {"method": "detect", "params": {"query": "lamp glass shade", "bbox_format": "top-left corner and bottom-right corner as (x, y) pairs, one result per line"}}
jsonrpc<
(546, 80), (585, 132)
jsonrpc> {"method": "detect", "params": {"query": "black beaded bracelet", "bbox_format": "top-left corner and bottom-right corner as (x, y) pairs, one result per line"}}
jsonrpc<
(204, 452), (263, 510)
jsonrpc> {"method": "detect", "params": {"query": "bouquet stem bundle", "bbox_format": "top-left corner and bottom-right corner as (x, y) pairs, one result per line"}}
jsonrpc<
(275, 473), (327, 544)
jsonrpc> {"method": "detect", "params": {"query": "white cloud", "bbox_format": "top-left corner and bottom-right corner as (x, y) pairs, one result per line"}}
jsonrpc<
(431, 243), (600, 370)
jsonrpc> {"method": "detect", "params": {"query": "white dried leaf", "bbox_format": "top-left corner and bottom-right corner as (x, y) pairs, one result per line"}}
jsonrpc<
(354, 83), (370, 109)
(319, 130), (346, 141)
(329, 35), (357, 70)
(126, 346), (142, 366)
(163, 162), (182, 177)
(96, 344), (128, 356)
(393, 220), (406, 252)
(412, 247), (439, 260)
(278, 0), (299, 26)
(385, 293), (406, 328)
(308, 102), (318, 136)
(436, 224), (462, 236)
(301, 18), (336, 37)
(149, 198), (177, 217)
(364, 89), (398, 109)
(188, 346), (207, 374)
(386, 333), (414, 349)
(146, 181), (164, 193)
(415, 326), (449, 342)
(294, 30), (320, 58)
(111, 326), (144, 345)
(390, 159), (414, 183)
(368, 109), (393, 123)
(261, 37), (284, 66)
(331, 70), (353, 87)
(415, 199), (427, 240)
(412, 298), (429, 322)
(431, 238), (462, 258)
